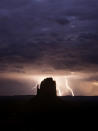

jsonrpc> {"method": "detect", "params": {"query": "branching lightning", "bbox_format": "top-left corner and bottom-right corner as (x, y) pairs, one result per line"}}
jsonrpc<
(65, 78), (74, 96)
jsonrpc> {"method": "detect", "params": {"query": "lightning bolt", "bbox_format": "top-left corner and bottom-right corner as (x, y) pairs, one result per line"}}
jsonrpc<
(58, 88), (62, 96)
(65, 78), (74, 96)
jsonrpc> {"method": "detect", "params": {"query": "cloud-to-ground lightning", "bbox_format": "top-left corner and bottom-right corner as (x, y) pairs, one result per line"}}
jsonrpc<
(58, 87), (62, 96)
(65, 77), (74, 96)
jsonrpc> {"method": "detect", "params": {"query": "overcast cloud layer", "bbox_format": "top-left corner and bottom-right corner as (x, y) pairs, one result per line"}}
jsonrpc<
(0, 0), (98, 73)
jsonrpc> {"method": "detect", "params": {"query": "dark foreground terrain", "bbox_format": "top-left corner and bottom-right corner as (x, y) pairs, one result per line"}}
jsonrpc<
(0, 95), (98, 130)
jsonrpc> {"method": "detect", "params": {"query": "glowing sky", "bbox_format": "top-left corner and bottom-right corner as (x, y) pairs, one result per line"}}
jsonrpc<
(0, 0), (98, 96)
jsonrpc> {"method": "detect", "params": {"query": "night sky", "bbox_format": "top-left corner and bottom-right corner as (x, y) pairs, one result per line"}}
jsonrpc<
(0, 0), (98, 96)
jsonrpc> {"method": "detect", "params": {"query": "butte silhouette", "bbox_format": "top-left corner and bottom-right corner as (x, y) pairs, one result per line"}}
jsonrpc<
(37, 78), (56, 98)
(25, 77), (64, 113)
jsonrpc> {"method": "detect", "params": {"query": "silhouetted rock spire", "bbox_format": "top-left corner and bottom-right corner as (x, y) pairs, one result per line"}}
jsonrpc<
(37, 78), (56, 98)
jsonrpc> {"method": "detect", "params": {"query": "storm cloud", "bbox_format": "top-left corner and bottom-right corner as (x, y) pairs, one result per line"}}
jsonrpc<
(0, 0), (98, 73)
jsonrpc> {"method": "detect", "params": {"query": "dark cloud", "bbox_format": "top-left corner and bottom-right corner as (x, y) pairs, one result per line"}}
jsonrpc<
(0, 77), (35, 96)
(83, 75), (98, 82)
(53, 17), (70, 25)
(0, 0), (98, 73)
